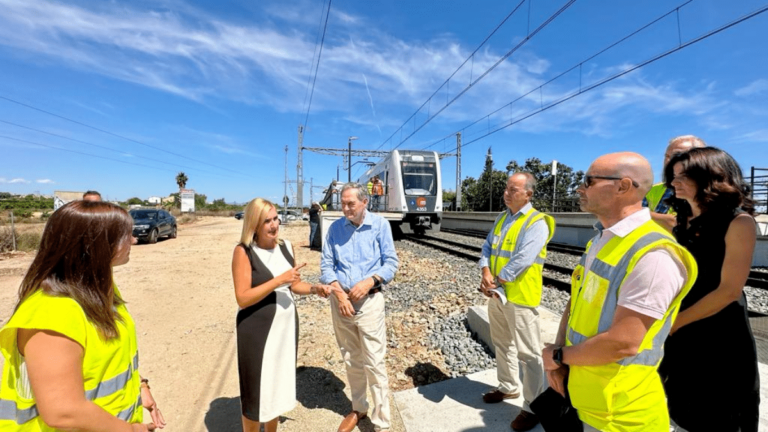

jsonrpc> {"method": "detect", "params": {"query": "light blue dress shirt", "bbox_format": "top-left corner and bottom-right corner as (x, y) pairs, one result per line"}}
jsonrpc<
(479, 202), (549, 283)
(320, 211), (399, 291)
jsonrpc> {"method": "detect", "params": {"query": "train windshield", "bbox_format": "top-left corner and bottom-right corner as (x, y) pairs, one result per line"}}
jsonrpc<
(401, 161), (437, 196)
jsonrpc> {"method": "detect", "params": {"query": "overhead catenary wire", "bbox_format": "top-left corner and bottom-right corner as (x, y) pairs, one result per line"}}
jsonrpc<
(301, 0), (331, 118)
(374, 0), (527, 151)
(0, 118), (231, 178)
(0, 134), (179, 174)
(446, 3), (768, 150)
(302, 0), (333, 131)
(0, 95), (251, 177)
(421, 0), (695, 151)
(377, 0), (579, 152)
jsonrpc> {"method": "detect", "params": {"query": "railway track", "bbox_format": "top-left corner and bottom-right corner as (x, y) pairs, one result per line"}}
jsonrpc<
(441, 228), (768, 290)
(403, 234), (572, 291)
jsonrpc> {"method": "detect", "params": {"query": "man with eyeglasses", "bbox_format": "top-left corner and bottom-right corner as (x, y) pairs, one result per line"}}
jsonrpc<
(644, 135), (706, 231)
(542, 152), (697, 432)
(478, 172), (555, 431)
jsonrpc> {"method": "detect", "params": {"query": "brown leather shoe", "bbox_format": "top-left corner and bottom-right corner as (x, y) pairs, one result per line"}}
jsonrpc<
(511, 410), (539, 431)
(338, 411), (367, 432)
(482, 389), (520, 403)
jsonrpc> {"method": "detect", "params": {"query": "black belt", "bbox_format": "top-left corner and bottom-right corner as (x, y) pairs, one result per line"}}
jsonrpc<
(369, 287), (382, 296)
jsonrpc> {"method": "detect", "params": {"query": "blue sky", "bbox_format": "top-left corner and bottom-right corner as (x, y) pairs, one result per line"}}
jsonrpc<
(0, 0), (766, 205)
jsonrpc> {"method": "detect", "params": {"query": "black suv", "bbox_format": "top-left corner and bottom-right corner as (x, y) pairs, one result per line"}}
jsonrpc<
(130, 209), (177, 244)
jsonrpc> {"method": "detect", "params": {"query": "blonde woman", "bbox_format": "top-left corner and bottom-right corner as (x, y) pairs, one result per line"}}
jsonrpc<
(231, 198), (328, 432)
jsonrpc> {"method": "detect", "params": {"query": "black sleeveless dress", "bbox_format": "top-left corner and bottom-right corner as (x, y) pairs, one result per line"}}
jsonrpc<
(236, 241), (299, 422)
(659, 209), (760, 432)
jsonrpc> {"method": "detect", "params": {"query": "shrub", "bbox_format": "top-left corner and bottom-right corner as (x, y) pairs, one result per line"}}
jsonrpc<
(16, 232), (42, 252)
(0, 227), (17, 252)
(178, 214), (197, 224)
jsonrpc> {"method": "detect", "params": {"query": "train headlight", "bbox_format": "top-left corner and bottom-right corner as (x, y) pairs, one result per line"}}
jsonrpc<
(402, 206), (407, 210)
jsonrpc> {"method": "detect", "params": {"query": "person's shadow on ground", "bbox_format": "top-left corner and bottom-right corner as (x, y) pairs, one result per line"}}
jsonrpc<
(204, 366), (375, 432)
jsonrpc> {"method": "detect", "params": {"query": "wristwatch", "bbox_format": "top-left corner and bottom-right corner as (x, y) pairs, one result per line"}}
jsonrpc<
(553, 347), (564, 367)
(371, 275), (383, 289)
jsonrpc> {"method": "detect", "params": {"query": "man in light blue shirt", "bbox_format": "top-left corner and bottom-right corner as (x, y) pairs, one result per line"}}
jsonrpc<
(320, 182), (399, 432)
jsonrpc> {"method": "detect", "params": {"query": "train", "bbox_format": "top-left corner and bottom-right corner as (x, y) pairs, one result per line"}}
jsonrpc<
(357, 149), (442, 235)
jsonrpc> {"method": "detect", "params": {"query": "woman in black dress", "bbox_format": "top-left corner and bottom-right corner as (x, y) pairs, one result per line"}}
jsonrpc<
(659, 147), (759, 432)
(231, 198), (329, 432)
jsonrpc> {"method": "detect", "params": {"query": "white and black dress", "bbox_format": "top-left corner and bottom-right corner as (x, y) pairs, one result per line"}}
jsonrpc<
(236, 239), (298, 422)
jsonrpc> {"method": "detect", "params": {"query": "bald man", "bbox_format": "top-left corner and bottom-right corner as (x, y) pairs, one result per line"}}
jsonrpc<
(542, 153), (697, 432)
(644, 135), (706, 230)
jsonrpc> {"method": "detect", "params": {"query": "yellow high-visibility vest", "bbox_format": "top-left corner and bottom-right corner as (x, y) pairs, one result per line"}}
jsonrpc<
(645, 183), (675, 215)
(489, 207), (555, 307)
(0, 287), (142, 431)
(567, 219), (697, 432)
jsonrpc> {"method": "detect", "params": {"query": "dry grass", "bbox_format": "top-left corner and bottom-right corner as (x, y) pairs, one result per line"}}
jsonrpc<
(0, 224), (44, 252)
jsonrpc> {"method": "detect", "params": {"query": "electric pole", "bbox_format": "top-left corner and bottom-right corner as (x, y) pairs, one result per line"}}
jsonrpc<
(297, 125), (304, 208)
(456, 132), (462, 211)
(283, 145), (289, 218)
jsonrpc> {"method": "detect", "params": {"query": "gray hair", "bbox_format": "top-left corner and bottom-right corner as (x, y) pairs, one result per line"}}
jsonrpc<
(340, 182), (369, 202)
(512, 172), (536, 193)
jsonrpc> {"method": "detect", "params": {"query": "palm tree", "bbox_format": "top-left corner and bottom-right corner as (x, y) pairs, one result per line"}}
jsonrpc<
(176, 172), (188, 191)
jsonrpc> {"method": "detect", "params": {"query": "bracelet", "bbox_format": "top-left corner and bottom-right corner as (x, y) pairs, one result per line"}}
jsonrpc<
(310, 285), (317, 295)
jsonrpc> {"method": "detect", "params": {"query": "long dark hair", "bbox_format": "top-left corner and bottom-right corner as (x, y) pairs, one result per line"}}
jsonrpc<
(664, 146), (755, 217)
(17, 200), (134, 339)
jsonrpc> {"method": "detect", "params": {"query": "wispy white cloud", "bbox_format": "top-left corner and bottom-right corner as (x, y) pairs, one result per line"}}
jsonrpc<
(361, 73), (382, 135)
(170, 126), (267, 159)
(0, 0), (550, 122)
(735, 79), (768, 97)
(0, 0), (757, 147)
(730, 129), (768, 144)
(3, 178), (30, 184)
(36, 179), (55, 184)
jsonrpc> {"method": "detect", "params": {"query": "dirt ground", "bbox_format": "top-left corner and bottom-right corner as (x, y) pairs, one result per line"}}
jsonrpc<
(0, 216), (429, 432)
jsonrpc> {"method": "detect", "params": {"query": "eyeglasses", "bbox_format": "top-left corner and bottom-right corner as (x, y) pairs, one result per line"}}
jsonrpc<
(583, 175), (640, 188)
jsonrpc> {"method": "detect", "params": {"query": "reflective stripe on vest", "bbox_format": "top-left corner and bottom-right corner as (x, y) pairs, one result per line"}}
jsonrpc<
(0, 352), (140, 425)
(117, 394), (142, 421)
(0, 399), (38, 424)
(489, 208), (555, 307)
(569, 232), (669, 358)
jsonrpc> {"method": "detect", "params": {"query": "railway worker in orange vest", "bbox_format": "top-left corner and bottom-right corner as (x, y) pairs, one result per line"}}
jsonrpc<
(478, 172), (556, 432)
(643, 135), (706, 231)
(542, 152), (696, 432)
(366, 179), (374, 210)
(371, 176), (384, 212)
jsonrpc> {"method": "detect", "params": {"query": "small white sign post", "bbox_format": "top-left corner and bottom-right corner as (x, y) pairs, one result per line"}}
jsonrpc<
(551, 160), (558, 212)
(181, 189), (195, 213)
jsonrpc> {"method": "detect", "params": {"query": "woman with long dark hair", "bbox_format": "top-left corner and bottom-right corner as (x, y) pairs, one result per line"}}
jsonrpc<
(0, 200), (164, 431)
(659, 147), (759, 432)
(231, 198), (329, 432)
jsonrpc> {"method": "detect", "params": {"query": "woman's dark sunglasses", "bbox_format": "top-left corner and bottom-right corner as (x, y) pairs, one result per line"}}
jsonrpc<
(583, 175), (639, 188)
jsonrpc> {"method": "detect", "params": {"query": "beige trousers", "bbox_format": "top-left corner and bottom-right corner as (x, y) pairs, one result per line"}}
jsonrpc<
(488, 297), (547, 412)
(331, 292), (390, 431)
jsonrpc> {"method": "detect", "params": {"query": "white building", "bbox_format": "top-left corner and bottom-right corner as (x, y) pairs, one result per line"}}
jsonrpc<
(147, 196), (162, 204)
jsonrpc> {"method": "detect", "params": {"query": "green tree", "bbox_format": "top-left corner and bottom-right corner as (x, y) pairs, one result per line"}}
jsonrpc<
(505, 158), (584, 212)
(175, 172), (188, 191)
(442, 190), (456, 210)
(126, 197), (143, 205)
(194, 194), (207, 210)
(460, 148), (508, 211)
